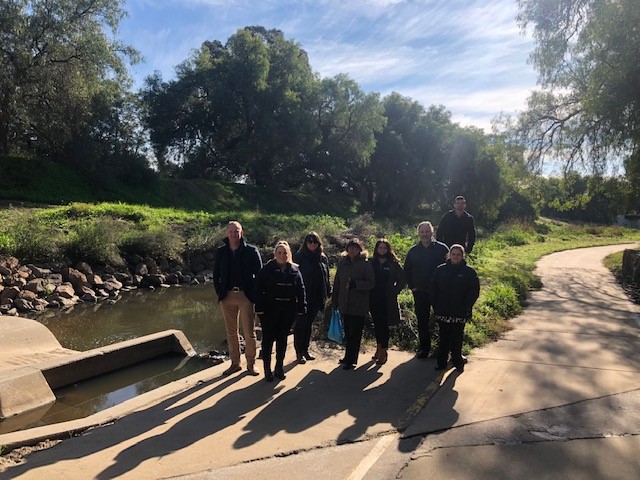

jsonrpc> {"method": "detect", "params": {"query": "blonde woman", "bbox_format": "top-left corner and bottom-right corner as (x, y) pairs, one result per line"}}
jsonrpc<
(254, 241), (307, 381)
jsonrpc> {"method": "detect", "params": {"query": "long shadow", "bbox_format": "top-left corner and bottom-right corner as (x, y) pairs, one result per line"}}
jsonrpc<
(2, 371), (244, 478)
(96, 376), (284, 479)
(233, 362), (381, 449)
(234, 356), (441, 449)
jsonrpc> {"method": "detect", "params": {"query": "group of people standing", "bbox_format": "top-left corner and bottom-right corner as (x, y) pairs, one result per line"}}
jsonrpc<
(213, 196), (480, 382)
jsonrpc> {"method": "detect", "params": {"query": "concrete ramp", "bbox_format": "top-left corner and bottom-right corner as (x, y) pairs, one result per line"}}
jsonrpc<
(0, 316), (196, 420)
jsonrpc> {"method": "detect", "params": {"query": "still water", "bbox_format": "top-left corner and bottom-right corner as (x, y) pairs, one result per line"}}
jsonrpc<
(35, 284), (227, 353)
(2, 285), (230, 433)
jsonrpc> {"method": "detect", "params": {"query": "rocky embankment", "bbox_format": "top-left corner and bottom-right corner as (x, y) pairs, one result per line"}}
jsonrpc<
(0, 252), (217, 316)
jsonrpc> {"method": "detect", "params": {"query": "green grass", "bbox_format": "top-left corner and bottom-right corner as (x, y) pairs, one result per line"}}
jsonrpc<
(2, 198), (640, 354)
(0, 154), (357, 216)
(603, 251), (625, 276)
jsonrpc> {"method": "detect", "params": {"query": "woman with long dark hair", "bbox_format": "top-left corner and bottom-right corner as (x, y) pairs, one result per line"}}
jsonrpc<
(293, 231), (331, 363)
(369, 238), (406, 365)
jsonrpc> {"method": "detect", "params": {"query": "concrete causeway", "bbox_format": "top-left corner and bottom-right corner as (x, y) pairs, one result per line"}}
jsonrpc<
(1, 243), (640, 479)
(0, 316), (195, 421)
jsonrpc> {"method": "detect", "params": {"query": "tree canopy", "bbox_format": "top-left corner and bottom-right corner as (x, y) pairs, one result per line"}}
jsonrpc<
(0, 0), (139, 160)
(514, 0), (640, 187)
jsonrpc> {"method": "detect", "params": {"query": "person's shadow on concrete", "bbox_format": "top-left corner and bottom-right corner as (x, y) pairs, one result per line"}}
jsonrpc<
(96, 375), (284, 479)
(2, 372), (248, 479)
(233, 362), (382, 449)
(234, 355), (442, 449)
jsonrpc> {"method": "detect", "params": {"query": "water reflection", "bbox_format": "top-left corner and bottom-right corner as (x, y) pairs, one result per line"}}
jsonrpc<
(32, 285), (227, 353)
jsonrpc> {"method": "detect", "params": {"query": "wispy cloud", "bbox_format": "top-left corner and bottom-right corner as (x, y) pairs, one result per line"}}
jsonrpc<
(120, 0), (537, 127)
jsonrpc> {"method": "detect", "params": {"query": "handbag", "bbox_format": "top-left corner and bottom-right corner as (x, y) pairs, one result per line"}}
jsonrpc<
(328, 308), (344, 344)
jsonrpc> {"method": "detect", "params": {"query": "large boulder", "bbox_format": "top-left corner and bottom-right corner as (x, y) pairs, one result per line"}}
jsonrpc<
(140, 274), (165, 288)
(145, 257), (160, 275)
(103, 277), (123, 292)
(16, 265), (32, 280)
(62, 267), (89, 292)
(86, 274), (104, 287)
(75, 262), (93, 276)
(135, 263), (148, 276)
(0, 286), (20, 301)
(19, 290), (38, 301)
(44, 273), (63, 286)
(2, 257), (19, 270)
(56, 282), (76, 299)
(24, 278), (45, 294)
(27, 264), (51, 278)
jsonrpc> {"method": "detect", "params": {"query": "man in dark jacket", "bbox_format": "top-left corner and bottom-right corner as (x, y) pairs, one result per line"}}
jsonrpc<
(213, 221), (263, 376)
(404, 221), (449, 358)
(436, 195), (476, 254)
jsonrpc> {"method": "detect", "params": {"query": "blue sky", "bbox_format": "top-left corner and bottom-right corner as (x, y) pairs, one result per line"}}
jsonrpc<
(119, 0), (538, 131)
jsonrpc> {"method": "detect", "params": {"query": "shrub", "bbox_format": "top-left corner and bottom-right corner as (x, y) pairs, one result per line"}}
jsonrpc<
(478, 282), (521, 318)
(10, 223), (60, 261)
(64, 219), (124, 266)
(119, 224), (184, 261)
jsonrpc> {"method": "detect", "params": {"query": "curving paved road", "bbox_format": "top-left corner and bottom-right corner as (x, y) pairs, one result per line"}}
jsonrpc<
(2, 243), (640, 479)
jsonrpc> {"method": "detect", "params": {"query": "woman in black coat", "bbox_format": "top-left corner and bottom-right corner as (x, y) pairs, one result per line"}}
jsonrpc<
(429, 244), (480, 372)
(369, 238), (406, 365)
(292, 231), (331, 363)
(255, 241), (306, 381)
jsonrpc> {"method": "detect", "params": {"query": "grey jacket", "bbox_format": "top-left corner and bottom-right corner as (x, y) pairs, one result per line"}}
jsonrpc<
(331, 253), (375, 316)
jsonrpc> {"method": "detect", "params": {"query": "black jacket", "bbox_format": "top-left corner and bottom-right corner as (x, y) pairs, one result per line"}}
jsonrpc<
(369, 259), (406, 325)
(404, 240), (449, 292)
(254, 260), (307, 315)
(213, 237), (262, 303)
(429, 259), (480, 319)
(293, 250), (331, 306)
(436, 210), (476, 253)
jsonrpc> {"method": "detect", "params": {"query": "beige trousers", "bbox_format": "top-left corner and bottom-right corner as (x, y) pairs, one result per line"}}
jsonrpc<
(220, 291), (257, 366)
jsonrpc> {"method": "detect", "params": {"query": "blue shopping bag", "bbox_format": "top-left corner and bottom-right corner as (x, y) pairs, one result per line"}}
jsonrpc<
(328, 308), (344, 344)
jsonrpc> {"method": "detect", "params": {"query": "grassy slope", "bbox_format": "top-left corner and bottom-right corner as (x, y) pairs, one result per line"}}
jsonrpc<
(0, 154), (355, 216)
(3, 155), (640, 354)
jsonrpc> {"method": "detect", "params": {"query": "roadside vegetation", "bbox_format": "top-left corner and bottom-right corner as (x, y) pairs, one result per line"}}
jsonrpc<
(2, 200), (640, 354)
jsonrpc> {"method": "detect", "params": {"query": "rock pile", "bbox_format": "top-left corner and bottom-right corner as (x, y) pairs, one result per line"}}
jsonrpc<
(0, 253), (216, 316)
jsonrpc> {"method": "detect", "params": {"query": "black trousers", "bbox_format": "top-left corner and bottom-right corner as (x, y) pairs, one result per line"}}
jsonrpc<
(293, 304), (320, 356)
(437, 321), (465, 367)
(369, 302), (390, 349)
(343, 314), (365, 365)
(412, 290), (433, 353)
(260, 308), (295, 369)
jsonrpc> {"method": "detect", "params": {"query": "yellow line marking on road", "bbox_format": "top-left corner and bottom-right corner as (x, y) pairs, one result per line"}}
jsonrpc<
(346, 433), (398, 480)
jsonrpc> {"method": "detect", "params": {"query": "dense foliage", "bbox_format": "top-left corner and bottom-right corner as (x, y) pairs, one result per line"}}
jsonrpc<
(513, 0), (640, 211)
(2, 202), (640, 352)
(2, 2), (639, 220)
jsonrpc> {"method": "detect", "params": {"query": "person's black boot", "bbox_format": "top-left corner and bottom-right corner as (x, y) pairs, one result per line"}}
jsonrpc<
(274, 360), (285, 380)
(263, 357), (274, 382)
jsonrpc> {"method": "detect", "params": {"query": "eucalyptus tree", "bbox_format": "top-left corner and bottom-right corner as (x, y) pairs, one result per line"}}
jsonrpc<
(515, 0), (640, 194)
(308, 74), (386, 203)
(0, 0), (138, 158)
(368, 94), (450, 212)
(143, 27), (318, 186)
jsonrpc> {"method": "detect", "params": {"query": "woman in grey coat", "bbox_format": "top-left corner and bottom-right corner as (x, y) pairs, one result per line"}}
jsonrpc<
(331, 238), (375, 370)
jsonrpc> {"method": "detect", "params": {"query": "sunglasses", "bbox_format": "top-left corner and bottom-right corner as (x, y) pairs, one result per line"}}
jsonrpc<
(306, 239), (319, 244)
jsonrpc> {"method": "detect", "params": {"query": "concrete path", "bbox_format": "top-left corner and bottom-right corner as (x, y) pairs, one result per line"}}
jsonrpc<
(2, 243), (640, 479)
